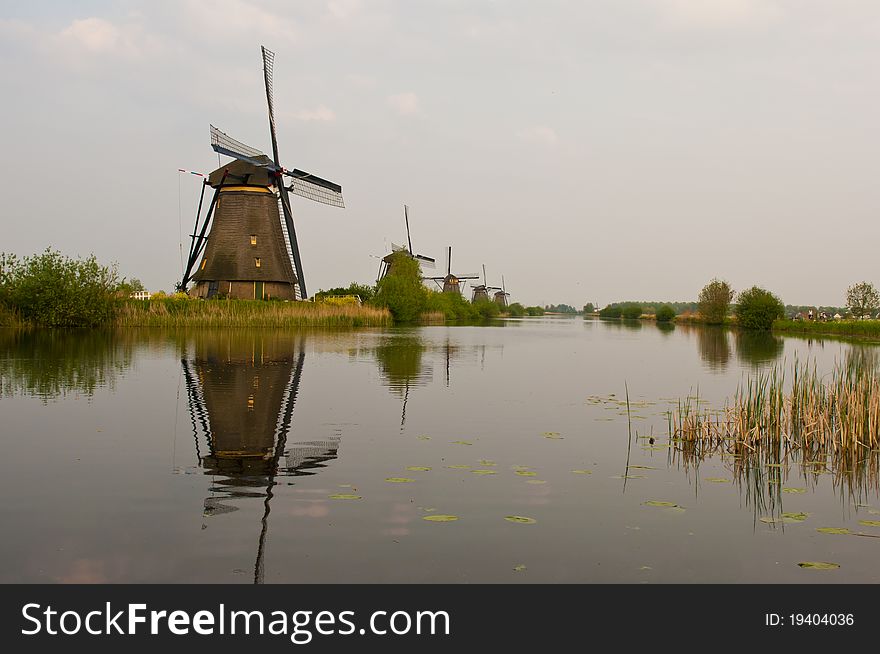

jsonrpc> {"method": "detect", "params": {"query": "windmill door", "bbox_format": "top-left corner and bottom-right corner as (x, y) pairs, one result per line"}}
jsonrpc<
(254, 281), (265, 300)
(207, 281), (219, 299)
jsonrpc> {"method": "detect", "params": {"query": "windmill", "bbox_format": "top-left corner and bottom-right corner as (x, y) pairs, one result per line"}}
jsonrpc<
(426, 247), (479, 295)
(493, 275), (510, 308)
(178, 46), (344, 301)
(470, 264), (501, 303)
(376, 205), (435, 281)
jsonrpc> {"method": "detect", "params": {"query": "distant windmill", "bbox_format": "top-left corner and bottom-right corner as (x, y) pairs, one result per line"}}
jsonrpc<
(493, 276), (510, 308)
(179, 45), (344, 301)
(427, 247), (479, 295)
(377, 205), (435, 281)
(471, 264), (501, 303)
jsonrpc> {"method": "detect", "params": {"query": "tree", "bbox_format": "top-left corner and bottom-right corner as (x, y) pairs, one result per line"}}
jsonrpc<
(846, 281), (879, 319)
(734, 286), (784, 330)
(698, 278), (734, 325)
(655, 305), (675, 322)
(583, 303), (595, 314)
(372, 252), (427, 322)
(622, 304), (642, 320)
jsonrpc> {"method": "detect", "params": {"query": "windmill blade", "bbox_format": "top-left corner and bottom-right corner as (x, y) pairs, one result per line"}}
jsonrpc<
(210, 125), (271, 167)
(404, 205), (413, 255)
(278, 183), (308, 299)
(391, 242), (408, 252)
(285, 169), (345, 208)
(457, 273), (481, 280)
(261, 45), (281, 164)
(415, 254), (435, 268)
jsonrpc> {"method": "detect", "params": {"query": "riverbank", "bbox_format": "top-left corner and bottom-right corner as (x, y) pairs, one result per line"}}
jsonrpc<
(772, 318), (880, 341)
(114, 298), (392, 328)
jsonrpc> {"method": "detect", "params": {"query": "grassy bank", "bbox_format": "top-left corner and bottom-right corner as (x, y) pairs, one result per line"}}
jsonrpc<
(115, 298), (392, 328)
(773, 318), (880, 340)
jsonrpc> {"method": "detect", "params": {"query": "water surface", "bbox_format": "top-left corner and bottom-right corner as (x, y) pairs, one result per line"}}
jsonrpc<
(1, 320), (878, 583)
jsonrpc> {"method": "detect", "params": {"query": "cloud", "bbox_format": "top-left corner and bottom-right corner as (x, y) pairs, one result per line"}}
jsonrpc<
(61, 18), (126, 53)
(288, 105), (336, 121)
(655, 0), (782, 30)
(327, 0), (364, 20)
(387, 92), (419, 116)
(517, 125), (558, 146)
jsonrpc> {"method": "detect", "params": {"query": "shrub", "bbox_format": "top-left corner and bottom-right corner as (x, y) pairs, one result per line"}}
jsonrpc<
(846, 281), (879, 319)
(525, 306), (545, 316)
(655, 305), (676, 322)
(371, 252), (428, 323)
(622, 304), (643, 320)
(698, 278), (734, 325)
(599, 304), (622, 319)
(507, 302), (525, 317)
(734, 286), (784, 330)
(0, 249), (120, 328)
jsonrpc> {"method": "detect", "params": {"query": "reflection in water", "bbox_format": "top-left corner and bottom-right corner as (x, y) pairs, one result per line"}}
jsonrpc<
(371, 333), (431, 429)
(0, 330), (132, 400)
(693, 326), (731, 371)
(182, 332), (339, 583)
(734, 331), (784, 368)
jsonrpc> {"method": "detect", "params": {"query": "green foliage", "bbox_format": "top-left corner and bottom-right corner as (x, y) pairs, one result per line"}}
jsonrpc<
(0, 249), (120, 328)
(735, 286), (784, 330)
(599, 304), (623, 319)
(371, 252), (428, 323)
(507, 302), (525, 317)
(622, 304), (643, 320)
(846, 281), (879, 319)
(424, 292), (500, 321)
(655, 305), (676, 322)
(315, 282), (376, 304)
(698, 278), (734, 325)
(545, 303), (578, 314)
(525, 306), (545, 316)
(115, 277), (145, 297)
(583, 303), (595, 314)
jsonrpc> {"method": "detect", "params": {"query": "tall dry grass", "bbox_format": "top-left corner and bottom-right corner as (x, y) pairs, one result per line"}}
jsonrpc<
(115, 298), (391, 328)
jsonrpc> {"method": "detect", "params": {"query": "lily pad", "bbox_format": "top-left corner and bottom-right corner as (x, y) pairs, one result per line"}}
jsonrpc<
(515, 470), (538, 477)
(446, 464), (471, 469)
(526, 480), (547, 485)
(543, 432), (563, 439)
(504, 515), (537, 524)
(571, 469), (593, 475)
(385, 477), (415, 483)
(329, 494), (362, 500)
(644, 501), (680, 508)
(816, 527), (851, 535)
(406, 466), (432, 472)
(798, 561), (840, 570)
(511, 465), (532, 471)
(868, 509), (880, 515)
(451, 440), (473, 445)
(782, 512), (809, 523)
(858, 520), (880, 528)
(479, 460), (497, 466)
(513, 564), (527, 572)
(630, 465), (657, 470)
(423, 514), (458, 522)
(705, 478), (731, 483)
(472, 469), (497, 475)
(782, 488), (806, 494)
(417, 435), (432, 441)
(614, 475), (645, 479)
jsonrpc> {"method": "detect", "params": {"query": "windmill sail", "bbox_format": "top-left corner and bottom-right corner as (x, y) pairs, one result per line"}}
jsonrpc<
(286, 169), (345, 208)
(210, 125), (271, 167)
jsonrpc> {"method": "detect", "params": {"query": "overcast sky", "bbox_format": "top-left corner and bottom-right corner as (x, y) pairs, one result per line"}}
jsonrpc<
(2, 1), (878, 307)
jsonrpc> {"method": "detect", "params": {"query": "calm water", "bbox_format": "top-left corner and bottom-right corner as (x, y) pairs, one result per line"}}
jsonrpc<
(1, 319), (878, 583)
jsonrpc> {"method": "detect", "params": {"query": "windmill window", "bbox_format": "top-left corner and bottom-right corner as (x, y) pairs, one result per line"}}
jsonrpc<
(250, 234), (257, 245)
(255, 258), (261, 268)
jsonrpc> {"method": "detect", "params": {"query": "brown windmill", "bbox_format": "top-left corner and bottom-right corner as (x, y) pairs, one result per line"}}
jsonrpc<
(426, 246), (479, 295)
(179, 46), (344, 300)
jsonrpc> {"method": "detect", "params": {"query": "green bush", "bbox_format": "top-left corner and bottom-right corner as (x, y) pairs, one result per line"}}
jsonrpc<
(371, 252), (427, 323)
(735, 286), (784, 330)
(525, 306), (545, 316)
(622, 304), (643, 320)
(0, 249), (120, 328)
(698, 278), (734, 325)
(655, 305), (676, 322)
(507, 302), (525, 317)
(599, 304), (622, 319)
(315, 282), (376, 304)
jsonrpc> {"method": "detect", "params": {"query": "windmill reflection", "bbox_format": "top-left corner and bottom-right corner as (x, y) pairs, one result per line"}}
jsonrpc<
(181, 332), (339, 583)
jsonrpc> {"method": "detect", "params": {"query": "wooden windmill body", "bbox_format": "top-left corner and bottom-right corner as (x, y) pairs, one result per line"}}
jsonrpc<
(179, 46), (344, 300)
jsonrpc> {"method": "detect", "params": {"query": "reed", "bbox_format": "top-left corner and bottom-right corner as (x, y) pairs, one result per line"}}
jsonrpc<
(670, 355), (880, 505)
(114, 298), (392, 328)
